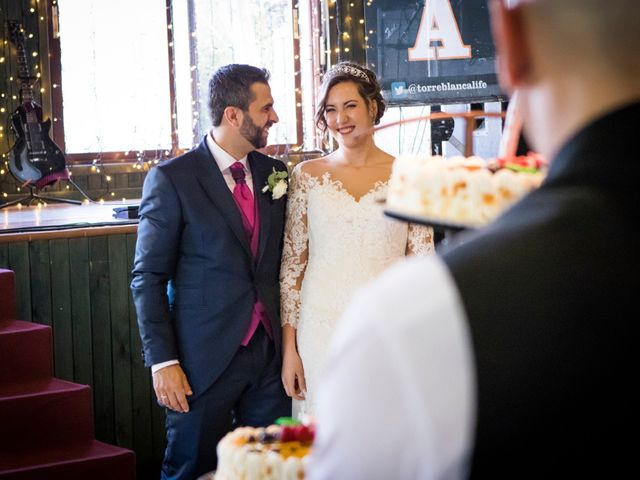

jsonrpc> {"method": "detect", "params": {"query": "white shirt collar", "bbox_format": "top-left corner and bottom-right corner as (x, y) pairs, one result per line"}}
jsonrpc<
(206, 131), (249, 173)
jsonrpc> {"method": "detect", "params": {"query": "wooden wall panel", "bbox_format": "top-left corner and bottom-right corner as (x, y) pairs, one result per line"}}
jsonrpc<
(0, 244), (8, 271)
(69, 237), (94, 387)
(29, 240), (52, 326)
(89, 235), (115, 444)
(109, 234), (134, 449)
(50, 238), (74, 381)
(7, 242), (31, 321)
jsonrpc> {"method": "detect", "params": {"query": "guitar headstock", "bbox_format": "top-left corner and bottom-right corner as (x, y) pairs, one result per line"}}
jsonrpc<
(8, 21), (26, 47)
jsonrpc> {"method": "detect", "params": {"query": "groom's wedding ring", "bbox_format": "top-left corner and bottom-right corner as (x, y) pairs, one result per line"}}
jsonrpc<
(160, 395), (168, 399)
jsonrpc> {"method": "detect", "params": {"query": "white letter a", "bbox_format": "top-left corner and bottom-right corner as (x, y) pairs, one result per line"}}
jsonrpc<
(408, 0), (471, 61)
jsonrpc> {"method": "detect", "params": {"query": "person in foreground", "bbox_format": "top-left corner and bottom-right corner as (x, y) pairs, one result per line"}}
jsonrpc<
(279, 62), (434, 418)
(310, 0), (640, 478)
(131, 64), (290, 479)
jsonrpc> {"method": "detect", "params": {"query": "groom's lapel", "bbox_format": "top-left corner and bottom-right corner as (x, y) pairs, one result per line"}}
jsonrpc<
(194, 140), (252, 259)
(249, 152), (272, 266)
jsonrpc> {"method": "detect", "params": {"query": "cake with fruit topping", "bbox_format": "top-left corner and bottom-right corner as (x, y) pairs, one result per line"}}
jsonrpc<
(215, 418), (314, 480)
(387, 153), (547, 227)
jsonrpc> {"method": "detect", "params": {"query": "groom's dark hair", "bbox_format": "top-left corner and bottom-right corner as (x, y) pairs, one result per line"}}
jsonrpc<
(208, 64), (271, 126)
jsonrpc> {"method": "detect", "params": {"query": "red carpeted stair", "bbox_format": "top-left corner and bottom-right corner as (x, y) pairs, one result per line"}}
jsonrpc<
(0, 268), (136, 479)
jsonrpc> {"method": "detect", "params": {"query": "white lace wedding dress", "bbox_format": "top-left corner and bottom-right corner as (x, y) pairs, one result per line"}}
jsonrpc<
(280, 164), (434, 419)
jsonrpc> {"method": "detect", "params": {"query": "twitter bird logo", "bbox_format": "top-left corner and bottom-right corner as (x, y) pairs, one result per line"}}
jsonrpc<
(391, 81), (407, 98)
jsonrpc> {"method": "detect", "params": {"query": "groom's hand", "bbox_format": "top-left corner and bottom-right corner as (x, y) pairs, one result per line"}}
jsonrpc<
(153, 364), (193, 413)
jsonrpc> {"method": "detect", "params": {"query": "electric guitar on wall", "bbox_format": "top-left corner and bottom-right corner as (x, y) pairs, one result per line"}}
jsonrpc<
(7, 20), (66, 185)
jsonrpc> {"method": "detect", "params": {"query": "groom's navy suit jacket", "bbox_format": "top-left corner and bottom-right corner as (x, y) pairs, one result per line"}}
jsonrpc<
(131, 138), (287, 398)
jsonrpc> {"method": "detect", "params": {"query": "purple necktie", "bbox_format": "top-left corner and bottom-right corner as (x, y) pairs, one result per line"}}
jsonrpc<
(229, 161), (272, 344)
(230, 162), (255, 238)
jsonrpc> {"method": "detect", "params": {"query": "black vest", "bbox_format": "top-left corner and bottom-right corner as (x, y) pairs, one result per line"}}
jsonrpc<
(442, 103), (640, 478)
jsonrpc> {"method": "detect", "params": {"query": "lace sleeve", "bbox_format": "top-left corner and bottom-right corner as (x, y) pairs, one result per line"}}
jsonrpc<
(280, 164), (311, 328)
(406, 224), (435, 256)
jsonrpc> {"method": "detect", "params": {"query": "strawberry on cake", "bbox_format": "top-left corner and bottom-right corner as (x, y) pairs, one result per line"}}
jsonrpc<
(215, 418), (314, 480)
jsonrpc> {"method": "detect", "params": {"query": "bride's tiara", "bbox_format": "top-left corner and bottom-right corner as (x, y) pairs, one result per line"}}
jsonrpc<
(324, 64), (370, 83)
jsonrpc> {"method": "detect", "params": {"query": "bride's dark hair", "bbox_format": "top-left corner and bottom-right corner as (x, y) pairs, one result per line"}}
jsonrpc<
(315, 62), (386, 132)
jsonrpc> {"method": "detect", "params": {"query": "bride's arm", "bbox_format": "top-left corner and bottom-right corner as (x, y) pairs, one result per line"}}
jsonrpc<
(406, 224), (436, 256)
(280, 164), (310, 400)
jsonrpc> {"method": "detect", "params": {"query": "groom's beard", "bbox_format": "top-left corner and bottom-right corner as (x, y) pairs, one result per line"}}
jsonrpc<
(240, 115), (273, 149)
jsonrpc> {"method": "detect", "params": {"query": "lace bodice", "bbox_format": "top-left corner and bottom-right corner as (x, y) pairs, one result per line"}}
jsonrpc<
(280, 164), (434, 329)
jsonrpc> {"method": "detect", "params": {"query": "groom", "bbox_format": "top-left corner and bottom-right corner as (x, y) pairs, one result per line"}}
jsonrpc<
(131, 64), (290, 479)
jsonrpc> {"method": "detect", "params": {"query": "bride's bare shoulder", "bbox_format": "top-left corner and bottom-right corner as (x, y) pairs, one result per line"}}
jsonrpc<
(296, 156), (332, 177)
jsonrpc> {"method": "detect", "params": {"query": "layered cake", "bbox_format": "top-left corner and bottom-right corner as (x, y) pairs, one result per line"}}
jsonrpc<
(387, 153), (547, 227)
(215, 420), (314, 480)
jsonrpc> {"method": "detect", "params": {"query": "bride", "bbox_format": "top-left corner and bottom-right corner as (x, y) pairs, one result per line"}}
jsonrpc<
(279, 62), (435, 418)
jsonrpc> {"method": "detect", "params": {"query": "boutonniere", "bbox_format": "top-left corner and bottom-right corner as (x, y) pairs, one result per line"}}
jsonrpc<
(262, 168), (288, 200)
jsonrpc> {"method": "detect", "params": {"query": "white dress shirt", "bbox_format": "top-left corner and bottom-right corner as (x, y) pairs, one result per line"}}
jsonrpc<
(310, 255), (476, 480)
(151, 132), (252, 374)
(205, 132), (253, 193)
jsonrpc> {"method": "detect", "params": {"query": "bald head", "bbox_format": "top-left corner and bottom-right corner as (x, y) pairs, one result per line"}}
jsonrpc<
(525, 0), (640, 77)
(491, 0), (640, 158)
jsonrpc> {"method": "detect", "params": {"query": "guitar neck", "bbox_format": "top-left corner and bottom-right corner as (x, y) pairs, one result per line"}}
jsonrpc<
(14, 29), (35, 102)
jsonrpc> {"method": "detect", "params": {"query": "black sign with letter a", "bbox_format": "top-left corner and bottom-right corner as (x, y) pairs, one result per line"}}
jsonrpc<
(365, 0), (505, 105)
